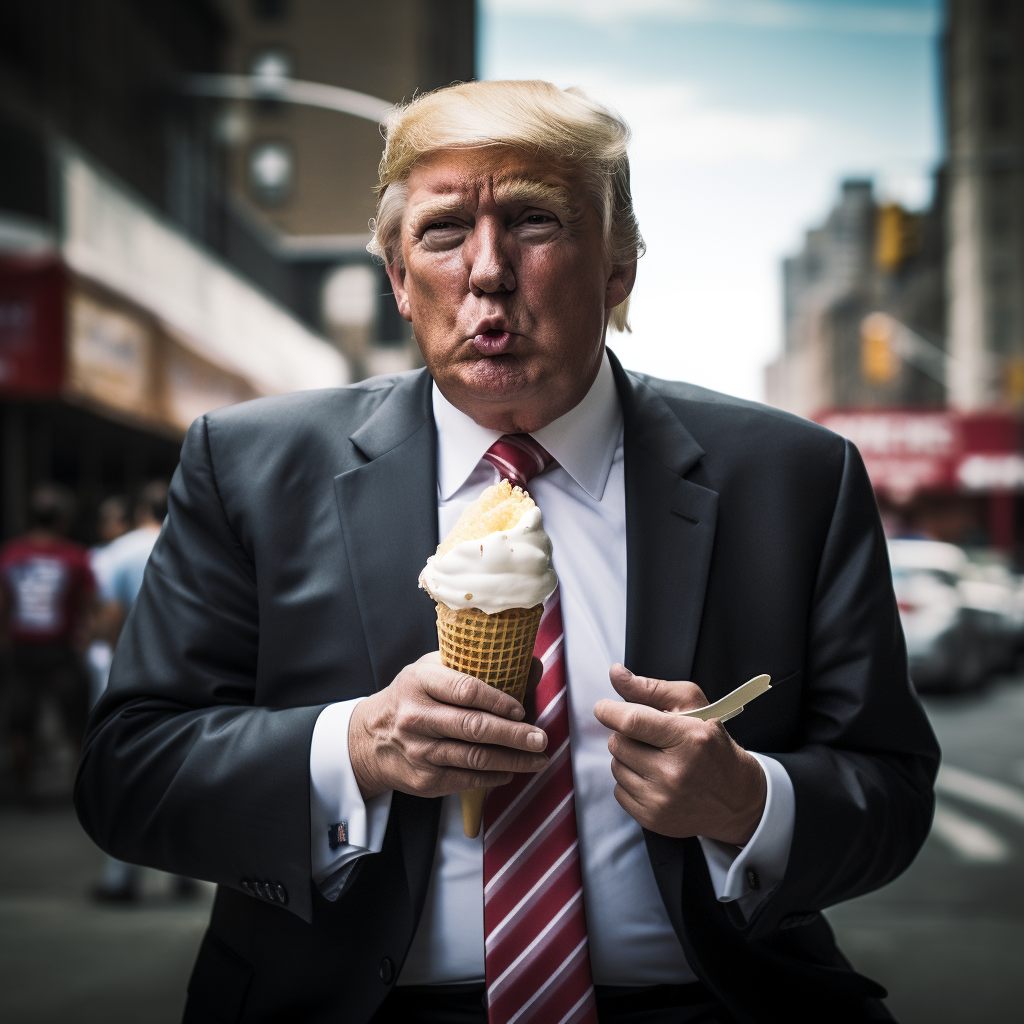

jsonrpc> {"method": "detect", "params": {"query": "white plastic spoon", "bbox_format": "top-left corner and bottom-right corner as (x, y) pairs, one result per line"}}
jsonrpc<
(672, 673), (772, 723)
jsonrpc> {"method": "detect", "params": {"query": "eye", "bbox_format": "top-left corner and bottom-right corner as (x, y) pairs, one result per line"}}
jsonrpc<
(514, 208), (561, 232)
(419, 219), (467, 251)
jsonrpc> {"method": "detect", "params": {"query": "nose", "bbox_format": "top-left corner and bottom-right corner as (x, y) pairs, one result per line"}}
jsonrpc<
(467, 218), (515, 295)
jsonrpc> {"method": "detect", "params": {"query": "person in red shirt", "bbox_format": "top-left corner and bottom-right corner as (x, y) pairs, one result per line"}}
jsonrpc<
(0, 484), (95, 803)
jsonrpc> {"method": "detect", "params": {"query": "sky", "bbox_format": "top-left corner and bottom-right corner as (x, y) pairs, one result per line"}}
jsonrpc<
(479, 0), (943, 402)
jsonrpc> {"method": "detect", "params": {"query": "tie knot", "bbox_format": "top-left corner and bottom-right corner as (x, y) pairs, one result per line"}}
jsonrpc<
(483, 434), (554, 490)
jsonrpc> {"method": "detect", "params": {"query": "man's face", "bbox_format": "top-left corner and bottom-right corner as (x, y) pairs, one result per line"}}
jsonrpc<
(386, 148), (635, 433)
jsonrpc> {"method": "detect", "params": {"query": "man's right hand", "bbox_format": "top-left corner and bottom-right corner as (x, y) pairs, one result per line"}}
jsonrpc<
(348, 652), (549, 801)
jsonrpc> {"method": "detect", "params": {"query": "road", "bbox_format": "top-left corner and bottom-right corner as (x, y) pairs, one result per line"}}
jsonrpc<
(827, 674), (1024, 1023)
(1, 677), (1022, 1023)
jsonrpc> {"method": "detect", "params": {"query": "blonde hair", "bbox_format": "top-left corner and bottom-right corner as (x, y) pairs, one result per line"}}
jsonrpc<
(367, 80), (644, 333)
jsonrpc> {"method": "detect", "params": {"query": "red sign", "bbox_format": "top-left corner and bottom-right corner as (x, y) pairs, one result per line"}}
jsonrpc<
(815, 408), (1024, 499)
(0, 256), (66, 396)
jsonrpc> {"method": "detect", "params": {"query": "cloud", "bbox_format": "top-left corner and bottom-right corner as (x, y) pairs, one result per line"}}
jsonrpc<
(511, 73), (818, 165)
(483, 0), (940, 36)
(604, 80), (816, 164)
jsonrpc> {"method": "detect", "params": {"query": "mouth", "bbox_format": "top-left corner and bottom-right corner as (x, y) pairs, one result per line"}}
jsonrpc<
(471, 327), (514, 356)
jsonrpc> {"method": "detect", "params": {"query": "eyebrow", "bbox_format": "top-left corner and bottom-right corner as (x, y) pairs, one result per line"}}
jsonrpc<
(407, 176), (582, 226)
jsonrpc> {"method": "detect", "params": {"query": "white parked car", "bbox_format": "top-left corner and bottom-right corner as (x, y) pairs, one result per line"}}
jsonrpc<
(887, 540), (1007, 692)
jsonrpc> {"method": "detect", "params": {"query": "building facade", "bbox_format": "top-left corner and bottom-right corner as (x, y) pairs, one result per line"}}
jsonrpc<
(0, 0), (348, 541)
(765, 178), (945, 418)
(945, 0), (1024, 410)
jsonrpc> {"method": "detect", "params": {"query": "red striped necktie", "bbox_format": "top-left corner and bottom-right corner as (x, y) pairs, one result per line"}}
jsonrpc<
(480, 436), (598, 1024)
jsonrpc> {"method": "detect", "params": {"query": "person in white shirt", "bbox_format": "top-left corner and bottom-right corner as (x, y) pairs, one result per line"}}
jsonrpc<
(77, 81), (938, 1024)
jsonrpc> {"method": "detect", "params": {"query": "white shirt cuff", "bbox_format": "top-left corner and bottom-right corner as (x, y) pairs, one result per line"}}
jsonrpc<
(310, 699), (393, 898)
(697, 753), (795, 920)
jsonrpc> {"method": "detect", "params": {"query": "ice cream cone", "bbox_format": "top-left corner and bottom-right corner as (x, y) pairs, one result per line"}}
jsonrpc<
(435, 601), (544, 838)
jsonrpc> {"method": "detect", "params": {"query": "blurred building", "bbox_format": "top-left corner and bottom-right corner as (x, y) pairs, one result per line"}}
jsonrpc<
(765, 0), (1024, 552)
(213, 0), (476, 379)
(765, 178), (945, 417)
(945, 0), (1024, 410)
(0, 0), (348, 541)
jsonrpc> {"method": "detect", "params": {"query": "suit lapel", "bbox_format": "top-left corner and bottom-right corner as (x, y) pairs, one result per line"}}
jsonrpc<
(611, 352), (719, 689)
(333, 371), (440, 690)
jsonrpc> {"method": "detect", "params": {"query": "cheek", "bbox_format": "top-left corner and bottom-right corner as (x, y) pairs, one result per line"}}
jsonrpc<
(520, 247), (606, 310)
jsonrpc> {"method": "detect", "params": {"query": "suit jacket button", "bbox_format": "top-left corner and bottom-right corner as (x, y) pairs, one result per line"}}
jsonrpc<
(240, 879), (253, 896)
(275, 883), (289, 905)
(746, 868), (760, 890)
(258, 881), (271, 900)
(379, 957), (394, 985)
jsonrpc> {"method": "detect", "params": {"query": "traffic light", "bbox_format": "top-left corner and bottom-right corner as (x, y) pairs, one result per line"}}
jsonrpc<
(875, 203), (921, 273)
(861, 312), (897, 383)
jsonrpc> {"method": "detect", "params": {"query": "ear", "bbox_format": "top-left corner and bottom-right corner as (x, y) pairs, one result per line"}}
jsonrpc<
(385, 261), (413, 322)
(605, 259), (637, 311)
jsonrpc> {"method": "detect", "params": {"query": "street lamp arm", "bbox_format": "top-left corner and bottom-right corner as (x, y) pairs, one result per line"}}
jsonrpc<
(183, 74), (393, 125)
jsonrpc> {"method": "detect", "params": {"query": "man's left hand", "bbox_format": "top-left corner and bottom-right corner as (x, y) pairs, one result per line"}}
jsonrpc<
(593, 664), (767, 846)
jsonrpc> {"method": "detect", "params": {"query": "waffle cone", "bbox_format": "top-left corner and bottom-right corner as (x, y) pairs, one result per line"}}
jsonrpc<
(435, 601), (544, 838)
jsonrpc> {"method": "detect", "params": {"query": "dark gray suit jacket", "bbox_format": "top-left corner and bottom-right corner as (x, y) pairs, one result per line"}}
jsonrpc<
(75, 352), (939, 1024)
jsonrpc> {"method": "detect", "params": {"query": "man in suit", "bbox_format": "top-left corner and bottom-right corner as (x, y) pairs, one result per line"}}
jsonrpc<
(76, 81), (939, 1024)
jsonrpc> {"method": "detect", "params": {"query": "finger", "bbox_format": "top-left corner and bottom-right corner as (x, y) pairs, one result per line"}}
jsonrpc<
(594, 698), (680, 748)
(610, 755), (653, 797)
(426, 739), (549, 775)
(423, 702), (548, 753)
(610, 777), (654, 829)
(421, 664), (527, 721)
(607, 732), (660, 778)
(608, 664), (707, 713)
(430, 768), (516, 797)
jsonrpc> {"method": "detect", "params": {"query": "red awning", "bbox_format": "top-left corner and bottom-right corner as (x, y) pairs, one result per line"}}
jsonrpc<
(815, 409), (1024, 500)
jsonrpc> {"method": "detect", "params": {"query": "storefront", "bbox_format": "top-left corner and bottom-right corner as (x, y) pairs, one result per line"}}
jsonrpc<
(816, 408), (1024, 551)
(0, 153), (348, 542)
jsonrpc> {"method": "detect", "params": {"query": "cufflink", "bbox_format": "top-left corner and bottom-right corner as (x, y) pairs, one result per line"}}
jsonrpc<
(328, 822), (348, 850)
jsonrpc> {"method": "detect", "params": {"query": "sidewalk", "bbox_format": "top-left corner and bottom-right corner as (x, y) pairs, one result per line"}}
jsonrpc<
(0, 804), (211, 1024)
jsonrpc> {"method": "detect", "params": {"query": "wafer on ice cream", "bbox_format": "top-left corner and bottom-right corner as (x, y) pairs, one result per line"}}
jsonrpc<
(419, 480), (557, 838)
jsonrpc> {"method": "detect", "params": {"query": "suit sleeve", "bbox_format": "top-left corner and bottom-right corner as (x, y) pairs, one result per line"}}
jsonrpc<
(74, 415), (326, 923)
(743, 438), (940, 940)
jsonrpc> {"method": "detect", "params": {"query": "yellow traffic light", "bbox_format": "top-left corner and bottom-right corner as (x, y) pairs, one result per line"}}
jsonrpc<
(875, 203), (921, 273)
(862, 312), (897, 383)
(1005, 357), (1024, 404)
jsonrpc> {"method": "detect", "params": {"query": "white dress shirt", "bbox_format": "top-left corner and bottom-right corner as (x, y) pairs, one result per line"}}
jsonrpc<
(309, 351), (795, 986)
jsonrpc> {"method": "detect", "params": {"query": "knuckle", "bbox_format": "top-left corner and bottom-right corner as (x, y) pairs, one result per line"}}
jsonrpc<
(451, 674), (478, 705)
(664, 762), (686, 791)
(465, 745), (490, 771)
(461, 710), (487, 741)
(394, 707), (421, 734)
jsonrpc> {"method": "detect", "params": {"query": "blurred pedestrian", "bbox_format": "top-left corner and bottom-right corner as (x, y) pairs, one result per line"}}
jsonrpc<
(0, 484), (95, 805)
(91, 481), (196, 902)
(86, 496), (132, 708)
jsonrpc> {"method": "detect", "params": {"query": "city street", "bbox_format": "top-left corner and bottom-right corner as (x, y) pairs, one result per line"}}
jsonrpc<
(828, 674), (1024, 1023)
(1, 677), (1022, 1024)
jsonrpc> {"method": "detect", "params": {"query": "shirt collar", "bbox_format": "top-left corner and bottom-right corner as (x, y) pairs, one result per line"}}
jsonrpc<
(432, 349), (622, 502)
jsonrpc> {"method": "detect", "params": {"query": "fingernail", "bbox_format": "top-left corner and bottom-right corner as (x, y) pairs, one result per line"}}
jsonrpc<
(511, 705), (526, 720)
(527, 731), (545, 750)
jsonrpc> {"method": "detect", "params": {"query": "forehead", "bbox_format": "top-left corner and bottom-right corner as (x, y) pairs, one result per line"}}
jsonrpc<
(404, 147), (581, 208)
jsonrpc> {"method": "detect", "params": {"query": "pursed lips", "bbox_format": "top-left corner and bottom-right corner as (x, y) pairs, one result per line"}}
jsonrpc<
(472, 330), (514, 355)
